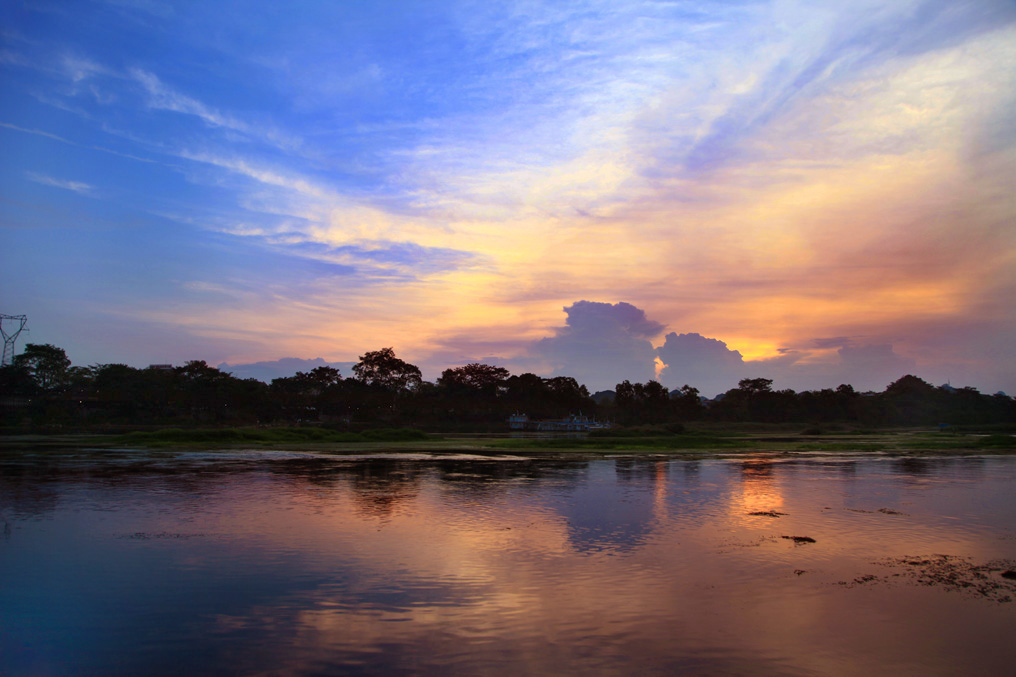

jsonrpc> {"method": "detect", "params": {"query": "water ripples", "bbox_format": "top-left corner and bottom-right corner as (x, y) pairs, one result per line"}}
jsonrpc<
(2, 450), (1015, 675)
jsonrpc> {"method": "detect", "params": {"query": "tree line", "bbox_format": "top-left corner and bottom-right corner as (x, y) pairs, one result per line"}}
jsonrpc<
(1, 343), (1012, 431)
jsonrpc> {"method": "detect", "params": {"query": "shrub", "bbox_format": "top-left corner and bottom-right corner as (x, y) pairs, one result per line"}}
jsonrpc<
(977, 434), (1016, 448)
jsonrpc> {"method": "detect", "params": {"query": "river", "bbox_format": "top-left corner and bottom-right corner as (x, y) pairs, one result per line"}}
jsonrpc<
(2, 449), (1015, 675)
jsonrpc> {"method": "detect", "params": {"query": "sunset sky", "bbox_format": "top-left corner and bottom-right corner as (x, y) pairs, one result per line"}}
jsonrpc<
(2, 0), (1014, 395)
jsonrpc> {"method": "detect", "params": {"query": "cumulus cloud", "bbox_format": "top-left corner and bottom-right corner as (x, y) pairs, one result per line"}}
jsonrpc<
(434, 301), (930, 396)
(657, 329), (925, 396)
(657, 332), (746, 397)
(834, 343), (918, 390)
(527, 301), (664, 392)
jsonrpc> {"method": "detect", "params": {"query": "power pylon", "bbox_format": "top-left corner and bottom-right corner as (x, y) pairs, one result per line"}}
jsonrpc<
(1, 314), (28, 367)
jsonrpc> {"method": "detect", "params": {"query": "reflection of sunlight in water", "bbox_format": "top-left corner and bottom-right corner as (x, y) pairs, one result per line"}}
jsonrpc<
(652, 460), (669, 521)
(733, 455), (785, 519)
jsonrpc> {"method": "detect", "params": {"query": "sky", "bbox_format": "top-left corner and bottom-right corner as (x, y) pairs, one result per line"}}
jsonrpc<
(2, 0), (1015, 396)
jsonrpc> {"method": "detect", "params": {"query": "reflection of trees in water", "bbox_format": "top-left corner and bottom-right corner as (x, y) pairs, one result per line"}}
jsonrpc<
(0, 461), (61, 517)
(195, 456), (427, 518)
(946, 456), (985, 480)
(268, 458), (427, 519)
(891, 456), (984, 480)
(615, 458), (669, 484)
(267, 457), (590, 516)
(835, 460), (858, 476)
(739, 458), (775, 480)
(732, 456), (784, 515)
(341, 458), (593, 518)
(345, 460), (424, 519)
(264, 457), (591, 515)
(1, 453), (429, 520)
(894, 457), (935, 475)
(0, 454), (282, 517)
(437, 459), (586, 501)
(266, 459), (351, 487)
(0, 454), (250, 515)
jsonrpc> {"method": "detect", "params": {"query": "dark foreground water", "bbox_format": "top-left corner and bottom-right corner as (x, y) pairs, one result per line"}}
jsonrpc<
(2, 449), (1015, 676)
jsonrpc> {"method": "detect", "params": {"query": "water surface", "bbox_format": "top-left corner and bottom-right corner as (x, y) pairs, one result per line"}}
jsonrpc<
(2, 449), (1015, 675)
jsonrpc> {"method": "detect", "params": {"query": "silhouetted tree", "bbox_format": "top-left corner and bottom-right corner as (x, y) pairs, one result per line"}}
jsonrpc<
(613, 380), (636, 422)
(170, 361), (234, 422)
(353, 348), (422, 391)
(672, 385), (704, 420)
(738, 377), (773, 395)
(0, 363), (37, 397)
(350, 348), (422, 421)
(612, 379), (670, 424)
(545, 376), (590, 400)
(4, 339), (1013, 431)
(881, 375), (942, 425)
(438, 363), (510, 395)
(271, 366), (343, 421)
(15, 344), (71, 391)
(504, 373), (551, 416)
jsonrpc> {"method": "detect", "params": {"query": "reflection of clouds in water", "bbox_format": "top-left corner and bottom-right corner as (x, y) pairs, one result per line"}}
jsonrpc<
(558, 462), (662, 554)
(213, 586), (812, 675)
(890, 456), (985, 482)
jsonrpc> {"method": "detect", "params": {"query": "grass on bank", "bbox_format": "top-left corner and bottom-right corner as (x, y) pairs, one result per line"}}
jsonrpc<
(4, 424), (1013, 454)
(113, 426), (431, 448)
(491, 437), (747, 451)
(494, 429), (1016, 453)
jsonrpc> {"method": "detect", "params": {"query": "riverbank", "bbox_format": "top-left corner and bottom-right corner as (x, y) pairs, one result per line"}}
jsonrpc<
(2, 426), (1013, 456)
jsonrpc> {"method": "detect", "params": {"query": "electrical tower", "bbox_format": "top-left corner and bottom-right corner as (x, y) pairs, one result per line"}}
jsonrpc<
(1, 314), (28, 367)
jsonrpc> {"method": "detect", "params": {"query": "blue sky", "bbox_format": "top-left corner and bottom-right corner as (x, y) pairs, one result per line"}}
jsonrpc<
(2, 0), (1015, 393)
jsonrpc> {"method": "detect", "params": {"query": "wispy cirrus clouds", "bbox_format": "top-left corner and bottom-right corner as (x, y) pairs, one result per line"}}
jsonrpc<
(129, 68), (303, 152)
(25, 171), (95, 195)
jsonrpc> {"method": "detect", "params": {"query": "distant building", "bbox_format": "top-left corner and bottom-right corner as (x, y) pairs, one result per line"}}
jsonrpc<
(508, 413), (610, 432)
(148, 364), (174, 371)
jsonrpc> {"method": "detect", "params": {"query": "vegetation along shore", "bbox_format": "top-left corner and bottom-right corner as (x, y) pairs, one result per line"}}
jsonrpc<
(3, 344), (1013, 451)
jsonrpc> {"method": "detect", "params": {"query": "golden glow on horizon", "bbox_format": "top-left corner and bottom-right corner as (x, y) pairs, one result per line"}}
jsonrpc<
(724, 340), (782, 362)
